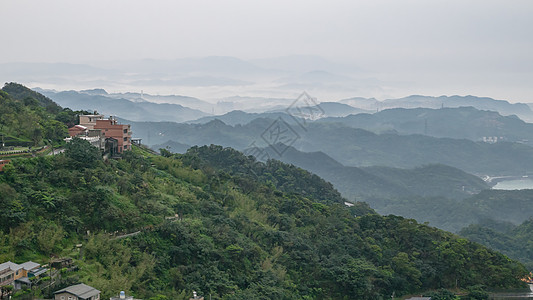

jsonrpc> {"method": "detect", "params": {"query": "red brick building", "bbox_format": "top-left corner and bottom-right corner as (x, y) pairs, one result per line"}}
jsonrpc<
(94, 118), (132, 153)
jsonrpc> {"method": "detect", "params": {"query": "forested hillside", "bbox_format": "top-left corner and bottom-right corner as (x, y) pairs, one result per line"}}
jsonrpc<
(460, 218), (533, 270)
(0, 83), (86, 146)
(375, 189), (533, 232)
(0, 142), (528, 299)
(257, 146), (489, 201)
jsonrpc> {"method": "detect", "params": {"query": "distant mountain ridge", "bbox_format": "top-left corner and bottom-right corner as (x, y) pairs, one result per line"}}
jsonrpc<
(251, 144), (489, 202)
(124, 116), (533, 175)
(37, 89), (209, 122)
(189, 110), (296, 126)
(318, 106), (533, 144)
(341, 95), (533, 121)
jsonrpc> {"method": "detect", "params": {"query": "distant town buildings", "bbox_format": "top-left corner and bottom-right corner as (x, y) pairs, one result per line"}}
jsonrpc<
(482, 136), (505, 143)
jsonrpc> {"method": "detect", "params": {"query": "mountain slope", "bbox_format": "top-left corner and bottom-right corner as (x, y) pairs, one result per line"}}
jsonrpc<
(1, 142), (527, 298)
(460, 218), (533, 270)
(318, 106), (533, 144)
(377, 189), (533, 233)
(129, 117), (533, 175)
(189, 110), (294, 126)
(383, 95), (532, 117)
(3, 82), (62, 113)
(0, 83), (85, 146)
(253, 145), (488, 201)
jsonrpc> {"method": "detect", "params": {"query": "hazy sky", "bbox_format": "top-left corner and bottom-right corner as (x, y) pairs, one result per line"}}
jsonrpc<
(1, 0), (533, 101)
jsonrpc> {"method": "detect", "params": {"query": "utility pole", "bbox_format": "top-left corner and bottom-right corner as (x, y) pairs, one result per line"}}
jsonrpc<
(48, 139), (54, 156)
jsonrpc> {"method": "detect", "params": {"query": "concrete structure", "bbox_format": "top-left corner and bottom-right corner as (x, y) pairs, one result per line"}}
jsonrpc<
(54, 283), (101, 300)
(0, 160), (10, 172)
(94, 117), (131, 153)
(131, 138), (142, 146)
(79, 115), (105, 130)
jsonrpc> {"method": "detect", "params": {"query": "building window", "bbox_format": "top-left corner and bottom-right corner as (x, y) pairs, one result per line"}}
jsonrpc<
(123, 129), (127, 134)
(124, 145), (127, 150)
(124, 137), (127, 141)
(61, 296), (65, 300)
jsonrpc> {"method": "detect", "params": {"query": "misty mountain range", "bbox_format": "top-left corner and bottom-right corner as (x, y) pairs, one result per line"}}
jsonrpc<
(32, 84), (533, 175)
(35, 88), (209, 122)
(133, 116), (533, 175)
(4, 55), (532, 110)
(38, 86), (533, 123)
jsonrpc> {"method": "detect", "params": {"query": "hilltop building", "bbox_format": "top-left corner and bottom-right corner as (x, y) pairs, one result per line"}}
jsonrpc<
(67, 115), (132, 154)
(93, 117), (132, 153)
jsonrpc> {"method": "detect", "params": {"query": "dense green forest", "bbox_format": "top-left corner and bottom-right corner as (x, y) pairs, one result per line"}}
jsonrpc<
(0, 141), (528, 299)
(0, 83), (88, 146)
(375, 189), (533, 233)
(460, 218), (533, 270)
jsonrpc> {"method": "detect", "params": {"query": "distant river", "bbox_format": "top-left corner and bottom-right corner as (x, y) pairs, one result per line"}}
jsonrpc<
(492, 178), (533, 190)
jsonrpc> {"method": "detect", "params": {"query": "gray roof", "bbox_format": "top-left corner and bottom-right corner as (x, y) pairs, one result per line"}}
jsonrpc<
(29, 267), (48, 277)
(19, 261), (39, 271)
(0, 261), (22, 272)
(54, 283), (101, 299)
(15, 277), (32, 284)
